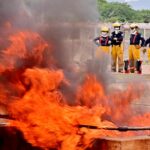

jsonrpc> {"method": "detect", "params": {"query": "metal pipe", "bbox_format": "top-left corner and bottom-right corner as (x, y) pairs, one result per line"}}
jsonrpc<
(0, 122), (10, 127)
(0, 121), (150, 132)
(77, 124), (150, 132)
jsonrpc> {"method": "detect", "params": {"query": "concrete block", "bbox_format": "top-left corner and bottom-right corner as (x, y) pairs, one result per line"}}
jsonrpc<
(90, 136), (150, 150)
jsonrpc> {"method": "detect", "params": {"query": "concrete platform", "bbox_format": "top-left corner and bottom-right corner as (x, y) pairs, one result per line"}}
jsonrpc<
(90, 136), (150, 150)
(108, 67), (150, 114)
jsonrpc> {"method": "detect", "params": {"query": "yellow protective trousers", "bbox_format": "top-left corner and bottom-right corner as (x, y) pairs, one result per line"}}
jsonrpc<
(147, 48), (150, 61)
(128, 45), (140, 72)
(95, 46), (110, 59)
(111, 45), (123, 72)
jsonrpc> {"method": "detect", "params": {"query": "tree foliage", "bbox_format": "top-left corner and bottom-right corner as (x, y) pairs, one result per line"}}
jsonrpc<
(97, 0), (150, 23)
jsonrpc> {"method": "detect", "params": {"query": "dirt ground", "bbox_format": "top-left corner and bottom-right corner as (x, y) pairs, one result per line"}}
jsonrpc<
(109, 64), (150, 114)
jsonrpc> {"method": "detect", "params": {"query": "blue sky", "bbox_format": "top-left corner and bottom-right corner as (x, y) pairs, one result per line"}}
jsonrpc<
(108, 0), (150, 10)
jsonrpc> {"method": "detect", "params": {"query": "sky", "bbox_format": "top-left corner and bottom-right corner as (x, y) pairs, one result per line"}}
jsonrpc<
(108, 0), (150, 10)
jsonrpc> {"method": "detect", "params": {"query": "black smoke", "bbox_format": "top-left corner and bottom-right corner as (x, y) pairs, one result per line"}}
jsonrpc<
(0, 0), (98, 28)
(0, 0), (111, 104)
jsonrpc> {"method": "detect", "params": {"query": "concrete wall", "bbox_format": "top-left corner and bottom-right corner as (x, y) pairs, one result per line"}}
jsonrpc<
(58, 23), (150, 63)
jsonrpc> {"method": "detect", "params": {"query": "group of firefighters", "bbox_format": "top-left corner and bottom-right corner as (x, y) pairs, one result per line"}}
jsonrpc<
(94, 22), (150, 74)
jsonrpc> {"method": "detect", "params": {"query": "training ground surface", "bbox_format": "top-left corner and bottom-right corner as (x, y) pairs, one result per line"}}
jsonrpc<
(110, 64), (150, 114)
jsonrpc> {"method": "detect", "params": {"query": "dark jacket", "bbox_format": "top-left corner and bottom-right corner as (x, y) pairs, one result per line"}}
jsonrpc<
(111, 31), (124, 46)
(130, 32), (145, 47)
(145, 37), (150, 47)
(94, 36), (111, 46)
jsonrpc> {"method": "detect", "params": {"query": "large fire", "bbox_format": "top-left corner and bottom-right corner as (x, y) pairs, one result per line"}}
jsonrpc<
(0, 30), (149, 150)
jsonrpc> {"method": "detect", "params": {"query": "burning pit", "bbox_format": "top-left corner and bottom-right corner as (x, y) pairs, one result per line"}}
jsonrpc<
(0, 30), (149, 150)
(0, 0), (149, 150)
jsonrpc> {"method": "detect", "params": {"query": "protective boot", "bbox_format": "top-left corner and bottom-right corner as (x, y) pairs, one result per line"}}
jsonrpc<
(118, 69), (123, 73)
(124, 60), (129, 73)
(111, 68), (116, 72)
(129, 60), (135, 73)
(136, 60), (142, 74)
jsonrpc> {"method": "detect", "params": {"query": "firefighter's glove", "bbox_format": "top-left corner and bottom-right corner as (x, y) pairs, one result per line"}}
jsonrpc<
(108, 40), (111, 44)
(135, 45), (141, 49)
(96, 43), (101, 46)
(113, 38), (117, 41)
(142, 48), (147, 54)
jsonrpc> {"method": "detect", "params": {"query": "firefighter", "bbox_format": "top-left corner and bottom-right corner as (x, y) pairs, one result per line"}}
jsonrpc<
(128, 23), (145, 73)
(144, 37), (150, 62)
(111, 22), (124, 73)
(94, 26), (111, 59)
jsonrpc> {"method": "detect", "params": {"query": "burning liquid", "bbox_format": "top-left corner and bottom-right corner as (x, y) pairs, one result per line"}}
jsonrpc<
(0, 31), (149, 150)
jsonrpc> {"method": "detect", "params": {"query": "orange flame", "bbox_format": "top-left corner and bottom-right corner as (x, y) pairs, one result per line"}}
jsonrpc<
(77, 75), (106, 107)
(0, 31), (49, 72)
(8, 71), (119, 150)
(0, 30), (149, 150)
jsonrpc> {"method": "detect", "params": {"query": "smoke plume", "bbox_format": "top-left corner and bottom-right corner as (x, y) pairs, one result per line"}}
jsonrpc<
(0, 0), (112, 103)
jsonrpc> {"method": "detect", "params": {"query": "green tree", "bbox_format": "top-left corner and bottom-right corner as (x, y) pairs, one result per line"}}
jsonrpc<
(138, 10), (150, 23)
(97, 0), (107, 21)
(97, 0), (150, 23)
(97, 1), (137, 22)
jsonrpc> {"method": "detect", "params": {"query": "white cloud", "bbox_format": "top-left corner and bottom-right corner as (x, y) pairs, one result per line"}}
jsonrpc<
(124, 0), (139, 2)
(108, 0), (139, 2)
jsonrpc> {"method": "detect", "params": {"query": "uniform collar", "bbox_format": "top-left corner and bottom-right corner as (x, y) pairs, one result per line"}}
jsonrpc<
(132, 31), (138, 35)
(101, 35), (108, 37)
